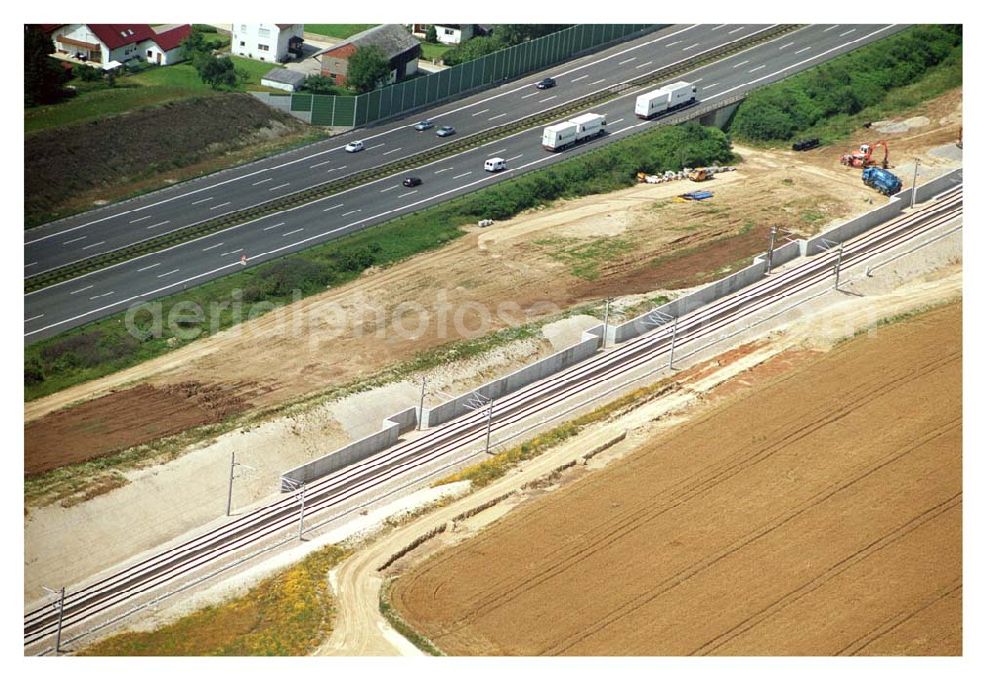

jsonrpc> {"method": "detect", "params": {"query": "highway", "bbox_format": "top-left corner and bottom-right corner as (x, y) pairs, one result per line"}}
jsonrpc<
(24, 23), (906, 342)
(23, 184), (963, 651)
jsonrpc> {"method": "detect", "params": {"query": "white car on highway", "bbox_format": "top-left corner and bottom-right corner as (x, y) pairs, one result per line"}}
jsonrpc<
(345, 140), (365, 153)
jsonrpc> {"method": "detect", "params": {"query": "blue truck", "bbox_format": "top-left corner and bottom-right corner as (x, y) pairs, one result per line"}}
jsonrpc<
(862, 167), (903, 196)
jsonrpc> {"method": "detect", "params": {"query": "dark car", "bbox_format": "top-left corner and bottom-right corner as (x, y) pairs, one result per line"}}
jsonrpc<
(402, 176), (422, 187)
(435, 125), (456, 137)
(536, 77), (556, 89)
(414, 120), (434, 131)
(792, 138), (820, 152)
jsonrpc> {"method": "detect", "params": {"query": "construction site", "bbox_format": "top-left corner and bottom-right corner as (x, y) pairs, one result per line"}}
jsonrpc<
(21, 21), (971, 663)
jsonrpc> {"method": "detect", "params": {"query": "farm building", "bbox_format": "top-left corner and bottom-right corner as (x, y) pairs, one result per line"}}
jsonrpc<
(260, 68), (306, 92)
(314, 24), (420, 87)
(410, 24), (492, 45)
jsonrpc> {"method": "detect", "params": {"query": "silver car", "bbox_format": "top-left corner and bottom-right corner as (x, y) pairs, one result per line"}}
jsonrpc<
(345, 140), (365, 152)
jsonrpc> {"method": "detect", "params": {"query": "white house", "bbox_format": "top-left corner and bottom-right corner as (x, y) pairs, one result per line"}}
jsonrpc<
(410, 24), (492, 45)
(47, 24), (192, 67)
(231, 23), (304, 63)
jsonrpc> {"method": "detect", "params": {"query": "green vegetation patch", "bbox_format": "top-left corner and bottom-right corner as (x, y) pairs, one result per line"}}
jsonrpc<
(535, 236), (636, 280)
(305, 24), (378, 40)
(25, 123), (735, 401)
(82, 545), (351, 655)
(730, 24), (962, 144)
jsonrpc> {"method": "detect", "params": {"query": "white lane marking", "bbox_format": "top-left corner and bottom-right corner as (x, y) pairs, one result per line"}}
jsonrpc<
(398, 190), (418, 198)
(682, 43), (699, 51)
(25, 314), (44, 323)
(63, 236), (87, 245)
(521, 91), (539, 99)
(664, 41), (681, 47)
(156, 268), (179, 278)
(383, 147), (401, 155)
(453, 171), (472, 179)
(539, 95), (557, 103)
(618, 57), (636, 65)
(591, 78), (606, 85)
(840, 28), (856, 37)
(488, 113), (507, 121)
(570, 74), (589, 82)
(493, 148), (508, 155)
(691, 78), (704, 83)
(69, 285), (93, 295)
(733, 59), (749, 68)
(263, 221), (286, 231)
(269, 182), (290, 191)
(748, 64), (767, 73)
(89, 291), (115, 300)
(191, 197), (214, 205)
(711, 25), (726, 31)
(380, 185), (399, 192)
(824, 24), (840, 32)
(209, 201), (232, 210)
(508, 153), (524, 161)
(434, 166), (453, 174)
(609, 117), (624, 125)
(795, 46), (811, 54)
(342, 209), (360, 216)
(729, 26), (744, 34)
(129, 215), (151, 223)
(702, 83), (719, 89)
(251, 178), (272, 186)
(309, 160), (330, 169)
(779, 42), (794, 50)
(635, 61), (652, 69)
(137, 262), (161, 272)
(223, 248), (244, 256)
(368, 143), (385, 150)
(282, 228), (304, 237)
(323, 203), (345, 212)
(25, 262), (37, 268)
(328, 165), (347, 172)
(471, 109), (490, 116)
(146, 220), (170, 229)
(202, 242), (225, 251)
(610, 124), (637, 136)
(81, 240), (105, 250)
(703, 25), (897, 105)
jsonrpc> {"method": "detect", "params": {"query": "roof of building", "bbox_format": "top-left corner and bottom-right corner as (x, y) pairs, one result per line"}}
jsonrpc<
(150, 24), (191, 51)
(261, 68), (306, 85)
(318, 23), (419, 59)
(87, 24), (157, 50)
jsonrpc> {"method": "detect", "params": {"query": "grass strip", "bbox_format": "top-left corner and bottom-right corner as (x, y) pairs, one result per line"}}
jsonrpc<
(81, 545), (351, 656)
(379, 579), (445, 656)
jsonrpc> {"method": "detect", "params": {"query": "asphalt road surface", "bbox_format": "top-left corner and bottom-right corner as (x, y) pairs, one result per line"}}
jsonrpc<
(24, 24), (905, 342)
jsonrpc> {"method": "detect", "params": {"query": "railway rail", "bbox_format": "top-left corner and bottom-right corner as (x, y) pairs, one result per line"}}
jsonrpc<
(25, 186), (962, 651)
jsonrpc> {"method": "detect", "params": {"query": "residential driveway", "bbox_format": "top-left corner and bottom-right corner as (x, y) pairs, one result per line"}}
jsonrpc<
(284, 39), (333, 76)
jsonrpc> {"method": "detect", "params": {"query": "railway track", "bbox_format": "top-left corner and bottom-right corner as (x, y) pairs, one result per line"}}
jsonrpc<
(24, 187), (962, 651)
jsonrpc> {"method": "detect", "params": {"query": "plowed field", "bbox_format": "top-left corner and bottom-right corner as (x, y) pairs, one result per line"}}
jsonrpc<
(391, 303), (962, 655)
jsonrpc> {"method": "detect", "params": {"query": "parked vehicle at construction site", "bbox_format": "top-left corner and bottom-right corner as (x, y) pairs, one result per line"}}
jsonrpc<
(634, 81), (697, 119)
(541, 112), (607, 151)
(841, 140), (890, 169)
(792, 138), (820, 151)
(862, 166), (902, 196)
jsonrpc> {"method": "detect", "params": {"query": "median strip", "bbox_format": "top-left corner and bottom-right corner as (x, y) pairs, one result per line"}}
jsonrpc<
(24, 24), (800, 295)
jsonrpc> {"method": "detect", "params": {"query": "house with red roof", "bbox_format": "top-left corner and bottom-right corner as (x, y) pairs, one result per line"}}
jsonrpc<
(48, 24), (192, 67)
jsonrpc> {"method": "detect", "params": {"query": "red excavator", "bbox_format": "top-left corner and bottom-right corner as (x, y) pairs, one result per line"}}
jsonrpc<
(840, 140), (890, 169)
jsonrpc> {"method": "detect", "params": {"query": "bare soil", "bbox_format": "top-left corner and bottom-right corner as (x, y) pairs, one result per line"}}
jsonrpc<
(24, 381), (258, 474)
(24, 91), (963, 476)
(390, 303), (962, 656)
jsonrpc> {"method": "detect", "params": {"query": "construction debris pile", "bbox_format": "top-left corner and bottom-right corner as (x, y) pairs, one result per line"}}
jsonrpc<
(636, 165), (736, 184)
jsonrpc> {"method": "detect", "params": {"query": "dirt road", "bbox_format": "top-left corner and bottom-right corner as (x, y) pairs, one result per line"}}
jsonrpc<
(390, 303), (962, 655)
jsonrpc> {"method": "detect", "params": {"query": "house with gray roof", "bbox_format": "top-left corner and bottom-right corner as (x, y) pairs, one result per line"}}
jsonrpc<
(314, 24), (421, 86)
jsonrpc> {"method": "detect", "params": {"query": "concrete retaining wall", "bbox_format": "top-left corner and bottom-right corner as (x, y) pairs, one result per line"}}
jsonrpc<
(424, 325), (604, 428)
(280, 406), (417, 490)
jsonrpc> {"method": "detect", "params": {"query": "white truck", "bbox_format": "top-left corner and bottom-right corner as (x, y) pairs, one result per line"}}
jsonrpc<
(541, 113), (607, 151)
(634, 81), (698, 119)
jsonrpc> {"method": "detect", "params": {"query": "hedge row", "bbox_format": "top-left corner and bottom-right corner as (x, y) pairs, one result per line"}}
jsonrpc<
(25, 123), (735, 399)
(729, 24), (962, 142)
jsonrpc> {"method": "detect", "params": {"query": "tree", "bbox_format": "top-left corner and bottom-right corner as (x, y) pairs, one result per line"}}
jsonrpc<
(347, 45), (391, 93)
(181, 29), (211, 70)
(492, 24), (570, 46)
(198, 56), (238, 89)
(303, 74), (339, 94)
(425, 25), (438, 44)
(442, 36), (504, 66)
(24, 25), (65, 106)
(73, 63), (102, 82)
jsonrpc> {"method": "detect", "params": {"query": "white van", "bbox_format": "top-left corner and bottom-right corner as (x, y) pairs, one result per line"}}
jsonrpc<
(484, 157), (507, 172)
